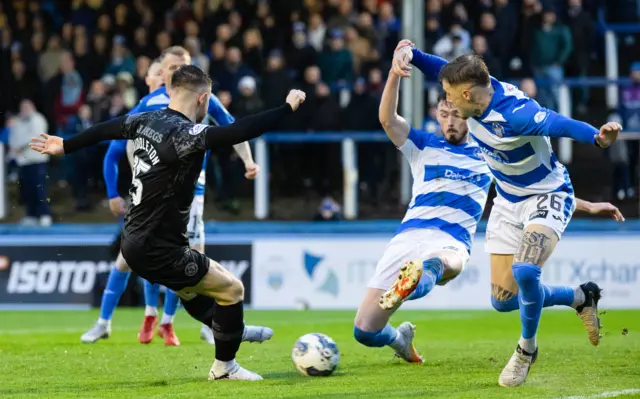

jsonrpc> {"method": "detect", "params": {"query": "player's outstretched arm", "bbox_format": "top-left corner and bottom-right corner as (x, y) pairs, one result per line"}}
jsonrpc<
(202, 90), (305, 150)
(31, 116), (128, 155)
(507, 99), (622, 147)
(575, 198), (625, 222)
(379, 70), (410, 147)
(392, 40), (448, 80)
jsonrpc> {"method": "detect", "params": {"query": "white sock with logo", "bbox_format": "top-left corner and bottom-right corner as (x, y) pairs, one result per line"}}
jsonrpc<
(145, 306), (158, 317)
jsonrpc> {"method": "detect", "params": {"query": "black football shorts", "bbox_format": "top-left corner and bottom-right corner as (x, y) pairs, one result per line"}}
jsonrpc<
(121, 238), (210, 291)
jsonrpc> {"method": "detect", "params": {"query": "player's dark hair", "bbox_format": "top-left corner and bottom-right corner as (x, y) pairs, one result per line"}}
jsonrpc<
(438, 54), (490, 87)
(437, 91), (447, 104)
(170, 65), (212, 92)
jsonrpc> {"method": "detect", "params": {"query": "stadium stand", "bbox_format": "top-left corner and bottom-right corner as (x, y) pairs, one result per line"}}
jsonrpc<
(0, 0), (638, 224)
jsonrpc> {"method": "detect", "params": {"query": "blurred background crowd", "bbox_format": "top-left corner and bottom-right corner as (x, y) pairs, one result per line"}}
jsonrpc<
(0, 0), (639, 225)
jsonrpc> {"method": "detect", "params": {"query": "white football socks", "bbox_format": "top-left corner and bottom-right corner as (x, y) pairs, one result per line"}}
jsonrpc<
(212, 359), (239, 377)
(144, 306), (158, 317)
(161, 313), (175, 325)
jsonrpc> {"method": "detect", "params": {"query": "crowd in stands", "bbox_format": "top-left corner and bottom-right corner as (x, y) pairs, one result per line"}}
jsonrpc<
(0, 0), (638, 224)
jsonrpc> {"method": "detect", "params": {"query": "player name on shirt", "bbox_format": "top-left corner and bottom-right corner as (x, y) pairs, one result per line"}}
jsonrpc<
(132, 137), (160, 165)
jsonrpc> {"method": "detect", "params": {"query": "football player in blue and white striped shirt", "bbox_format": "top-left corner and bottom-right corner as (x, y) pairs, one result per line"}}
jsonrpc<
(392, 40), (623, 387)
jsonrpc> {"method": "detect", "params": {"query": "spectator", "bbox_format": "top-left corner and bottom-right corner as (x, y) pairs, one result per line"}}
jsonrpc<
(262, 50), (292, 109)
(493, 0), (518, 74)
(343, 77), (384, 205)
(615, 62), (640, 200)
(39, 35), (64, 83)
(472, 35), (501, 79)
(313, 197), (343, 221)
(115, 72), (138, 109)
(215, 47), (254, 95)
(519, 77), (538, 99)
(327, 0), (356, 32)
(86, 80), (110, 123)
(131, 27), (155, 59)
(105, 36), (136, 76)
(107, 93), (129, 120)
(96, 13), (112, 38)
(134, 56), (151, 97)
(61, 22), (74, 48)
(515, 0), (543, 75)
(23, 33), (45, 73)
(287, 22), (318, 80)
(308, 13), (327, 52)
(5, 60), (40, 114)
(90, 33), (110, 82)
(9, 99), (52, 226)
(65, 104), (94, 211)
(530, 7), (573, 110)
(318, 29), (354, 87)
(566, 0), (594, 113)
(242, 28), (264, 76)
(377, 2), (400, 60)
(155, 31), (172, 55)
(209, 41), (226, 80)
(113, 3), (135, 40)
(72, 34), (92, 90)
(433, 24), (471, 61)
(185, 37), (209, 73)
(345, 26), (378, 76)
(425, 17), (443, 53)
(310, 82), (342, 132)
(51, 51), (85, 130)
(216, 90), (232, 109)
(233, 76), (264, 118)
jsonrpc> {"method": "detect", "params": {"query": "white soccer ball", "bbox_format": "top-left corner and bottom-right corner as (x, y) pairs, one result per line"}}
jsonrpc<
(292, 333), (340, 377)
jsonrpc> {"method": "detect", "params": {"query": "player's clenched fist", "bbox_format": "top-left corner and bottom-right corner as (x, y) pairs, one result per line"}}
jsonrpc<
(392, 40), (414, 78)
(595, 121), (623, 148)
(286, 89), (306, 111)
(30, 133), (65, 155)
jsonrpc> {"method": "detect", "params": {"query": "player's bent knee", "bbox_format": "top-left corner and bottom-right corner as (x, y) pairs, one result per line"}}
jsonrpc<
(512, 262), (542, 286)
(491, 295), (519, 312)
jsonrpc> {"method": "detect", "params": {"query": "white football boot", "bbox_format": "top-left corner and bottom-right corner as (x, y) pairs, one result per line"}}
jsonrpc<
(80, 322), (111, 343)
(208, 361), (263, 381)
(390, 322), (423, 363)
(498, 344), (538, 387)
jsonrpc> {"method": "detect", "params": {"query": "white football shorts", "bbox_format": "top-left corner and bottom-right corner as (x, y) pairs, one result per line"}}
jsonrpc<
(367, 228), (469, 291)
(187, 194), (205, 247)
(485, 190), (576, 255)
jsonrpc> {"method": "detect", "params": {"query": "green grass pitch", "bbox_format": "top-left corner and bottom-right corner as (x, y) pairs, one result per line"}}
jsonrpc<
(0, 309), (639, 399)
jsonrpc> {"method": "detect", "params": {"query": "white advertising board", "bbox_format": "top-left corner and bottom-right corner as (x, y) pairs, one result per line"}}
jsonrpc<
(252, 235), (640, 310)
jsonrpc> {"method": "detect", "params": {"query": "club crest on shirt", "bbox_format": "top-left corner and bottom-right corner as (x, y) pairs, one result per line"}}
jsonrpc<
(189, 124), (208, 135)
(492, 122), (504, 137)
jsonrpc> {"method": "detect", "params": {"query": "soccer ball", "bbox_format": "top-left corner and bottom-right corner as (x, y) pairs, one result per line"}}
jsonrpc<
(292, 333), (340, 376)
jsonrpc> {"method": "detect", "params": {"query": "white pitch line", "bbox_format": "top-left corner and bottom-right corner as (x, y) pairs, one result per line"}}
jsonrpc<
(557, 389), (640, 399)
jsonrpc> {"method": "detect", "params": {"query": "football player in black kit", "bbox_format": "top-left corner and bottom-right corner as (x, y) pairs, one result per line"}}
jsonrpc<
(30, 65), (306, 381)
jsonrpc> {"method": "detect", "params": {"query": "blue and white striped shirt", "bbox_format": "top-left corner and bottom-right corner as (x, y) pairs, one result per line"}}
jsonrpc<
(466, 79), (574, 203)
(396, 128), (491, 252)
